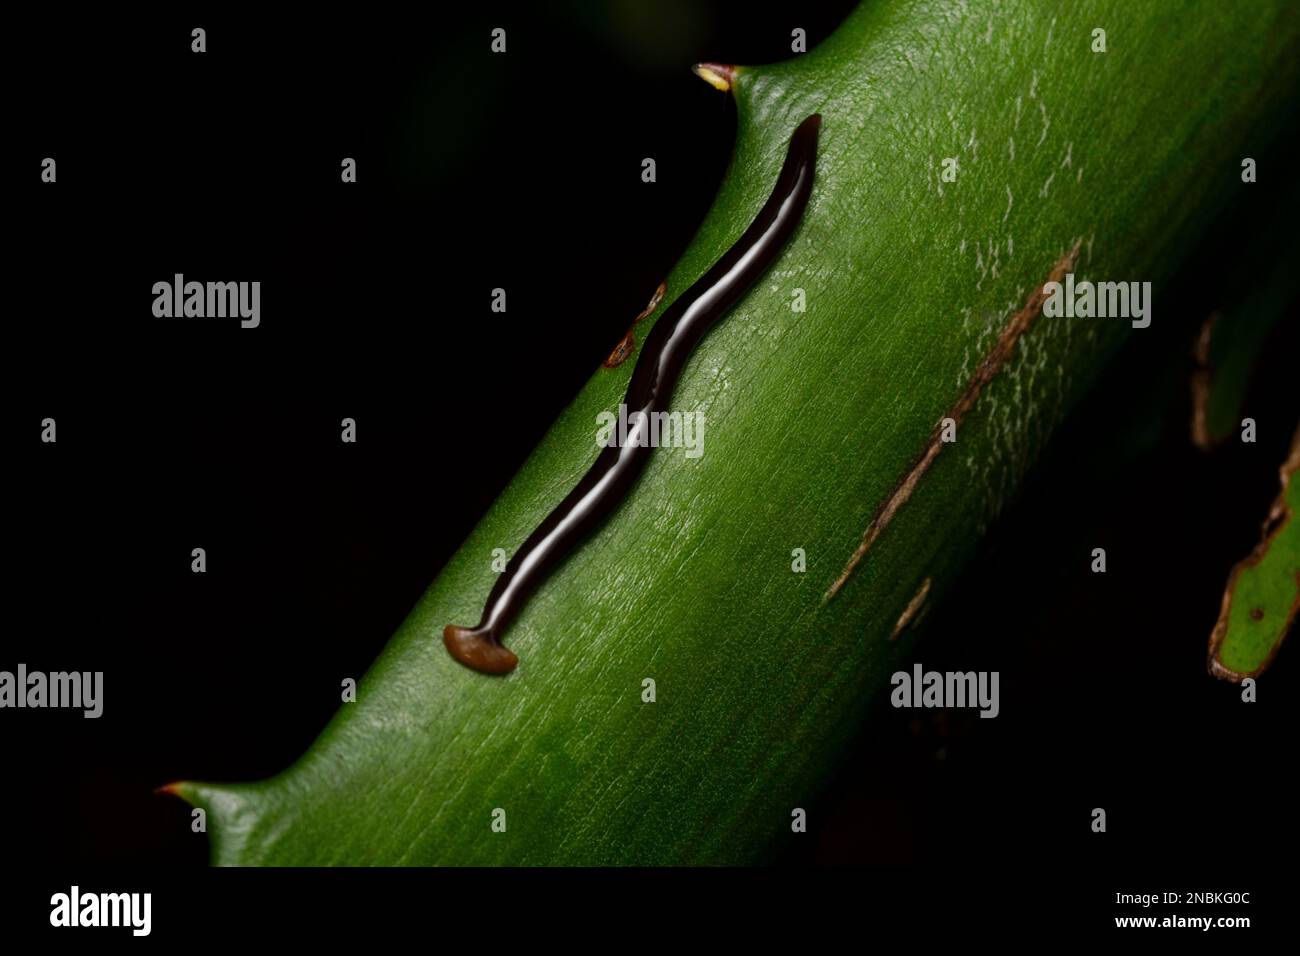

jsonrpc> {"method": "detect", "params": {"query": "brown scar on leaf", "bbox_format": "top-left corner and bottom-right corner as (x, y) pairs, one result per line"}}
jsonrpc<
(890, 577), (932, 640)
(1190, 310), (1220, 451)
(1207, 424), (1300, 682)
(604, 281), (667, 368)
(825, 241), (1082, 601)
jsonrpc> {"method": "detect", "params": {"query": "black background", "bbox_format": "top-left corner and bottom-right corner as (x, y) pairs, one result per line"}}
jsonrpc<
(6, 0), (1296, 930)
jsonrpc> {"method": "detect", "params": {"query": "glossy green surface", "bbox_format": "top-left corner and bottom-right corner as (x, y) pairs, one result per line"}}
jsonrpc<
(173, 0), (1300, 864)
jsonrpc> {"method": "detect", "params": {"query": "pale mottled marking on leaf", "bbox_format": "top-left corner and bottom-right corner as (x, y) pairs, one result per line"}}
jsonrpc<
(1037, 101), (1051, 147)
(1040, 171), (1056, 197)
(825, 241), (1082, 601)
(890, 577), (932, 640)
(1061, 141), (1073, 169)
